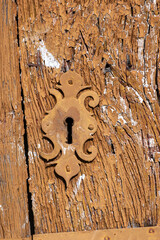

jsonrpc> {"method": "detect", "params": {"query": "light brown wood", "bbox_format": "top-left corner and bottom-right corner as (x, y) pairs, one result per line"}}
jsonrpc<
(1, 226), (160, 240)
(17, 0), (160, 234)
(34, 226), (160, 240)
(4, 0), (160, 235)
(1, 238), (31, 240)
(0, 1), (30, 238)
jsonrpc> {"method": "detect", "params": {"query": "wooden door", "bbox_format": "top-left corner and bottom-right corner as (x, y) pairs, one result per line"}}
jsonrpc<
(0, 0), (160, 239)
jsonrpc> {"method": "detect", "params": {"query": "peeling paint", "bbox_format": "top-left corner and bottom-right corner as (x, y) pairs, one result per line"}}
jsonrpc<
(28, 151), (34, 163)
(138, 39), (144, 64)
(57, 133), (75, 155)
(129, 109), (138, 126)
(0, 205), (3, 211)
(118, 114), (127, 124)
(120, 97), (127, 113)
(127, 87), (143, 103)
(73, 174), (85, 195)
(149, 138), (155, 148)
(38, 40), (60, 68)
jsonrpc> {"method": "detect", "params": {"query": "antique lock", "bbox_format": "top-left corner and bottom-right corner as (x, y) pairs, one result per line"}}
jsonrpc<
(40, 71), (99, 186)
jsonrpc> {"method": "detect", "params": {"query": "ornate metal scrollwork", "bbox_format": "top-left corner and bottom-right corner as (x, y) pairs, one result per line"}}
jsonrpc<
(40, 70), (99, 186)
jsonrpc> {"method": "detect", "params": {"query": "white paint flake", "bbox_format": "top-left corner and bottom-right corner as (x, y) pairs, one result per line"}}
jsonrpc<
(73, 174), (85, 195)
(150, 68), (154, 87)
(138, 39), (144, 63)
(33, 151), (37, 157)
(120, 97), (127, 113)
(145, 2), (150, 10)
(80, 209), (85, 219)
(28, 151), (34, 163)
(149, 138), (155, 148)
(0, 205), (3, 211)
(38, 40), (60, 68)
(129, 109), (138, 126)
(101, 105), (108, 123)
(18, 144), (23, 154)
(22, 223), (26, 229)
(118, 114), (127, 124)
(103, 88), (107, 94)
(57, 133), (75, 155)
(17, 144), (24, 166)
(110, 107), (115, 113)
(127, 87), (143, 103)
(48, 185), (54, 203)
(142, 76), (148, 87)
(101, 105), (108, 114)
(60, 143), (75, 155)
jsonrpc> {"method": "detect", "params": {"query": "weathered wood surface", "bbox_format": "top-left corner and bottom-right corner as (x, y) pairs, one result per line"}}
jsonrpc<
(17, 0), (160, 234)
(1, 0), (160, 236)
(0, 1), (30, 238)
(18, 0), (160, 233)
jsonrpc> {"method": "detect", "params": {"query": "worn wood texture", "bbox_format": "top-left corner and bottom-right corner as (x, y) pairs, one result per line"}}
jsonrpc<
(17, 0), (160, 234)
(0, 1), (30, 238)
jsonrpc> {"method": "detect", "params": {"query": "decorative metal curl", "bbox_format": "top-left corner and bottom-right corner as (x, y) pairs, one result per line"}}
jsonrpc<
(40, 70), (99, 186)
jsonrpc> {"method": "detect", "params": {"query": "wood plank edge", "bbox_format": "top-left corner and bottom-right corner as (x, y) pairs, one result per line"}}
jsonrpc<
(0, 226), (159, 240)
(33, 226), (160, 240)
(0, 238), (32, 240)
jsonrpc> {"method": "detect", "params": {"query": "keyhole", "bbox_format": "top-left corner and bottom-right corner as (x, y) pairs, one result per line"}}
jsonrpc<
(65, 117), (74, 144)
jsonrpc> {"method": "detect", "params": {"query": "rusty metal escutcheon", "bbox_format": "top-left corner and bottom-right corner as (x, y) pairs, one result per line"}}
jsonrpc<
(40, 70), (99, 186)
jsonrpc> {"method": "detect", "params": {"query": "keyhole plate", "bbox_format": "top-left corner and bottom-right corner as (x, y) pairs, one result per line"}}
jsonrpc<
(40, 71), (99, 186)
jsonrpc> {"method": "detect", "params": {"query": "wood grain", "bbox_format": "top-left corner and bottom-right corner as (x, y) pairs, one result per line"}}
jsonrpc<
(0, 1), (30, 238)
(17, 0), (160, 234)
